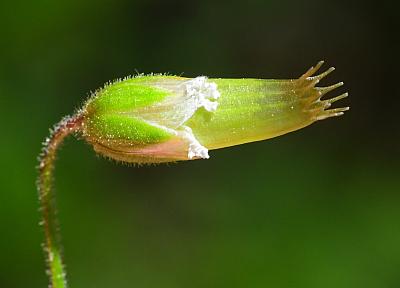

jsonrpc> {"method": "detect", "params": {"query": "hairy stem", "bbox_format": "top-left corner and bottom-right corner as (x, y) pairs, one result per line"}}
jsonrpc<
(37, 113), (83, 288)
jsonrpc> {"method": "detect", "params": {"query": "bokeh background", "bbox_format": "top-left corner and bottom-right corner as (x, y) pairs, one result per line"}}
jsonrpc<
(1, 0), (399, 287)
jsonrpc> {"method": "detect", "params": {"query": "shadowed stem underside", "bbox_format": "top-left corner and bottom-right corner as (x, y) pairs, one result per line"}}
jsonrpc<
(37, 114), (83, 288)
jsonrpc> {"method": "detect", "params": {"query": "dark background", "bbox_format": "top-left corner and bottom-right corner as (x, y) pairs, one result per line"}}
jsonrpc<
(0, 0), (399, 287)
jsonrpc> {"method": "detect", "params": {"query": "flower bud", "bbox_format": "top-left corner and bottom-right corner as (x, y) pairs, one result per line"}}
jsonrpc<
(81, 62), (348, 164)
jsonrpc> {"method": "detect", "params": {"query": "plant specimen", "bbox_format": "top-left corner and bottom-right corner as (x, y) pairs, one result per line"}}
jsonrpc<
(37, 61), (348, 287)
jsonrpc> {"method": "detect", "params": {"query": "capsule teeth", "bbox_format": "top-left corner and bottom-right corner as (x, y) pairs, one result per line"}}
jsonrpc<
(310, 67), (336, 82)
(301, 60), (325, 79)
(326, 92), (349, 104)
(328, 107), (350, 113)
(317, 82), (344, 95)
(315, 106), (350, 121)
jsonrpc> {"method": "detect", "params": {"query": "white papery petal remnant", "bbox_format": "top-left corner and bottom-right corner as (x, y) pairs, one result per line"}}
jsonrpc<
(135, 76), (220, 159)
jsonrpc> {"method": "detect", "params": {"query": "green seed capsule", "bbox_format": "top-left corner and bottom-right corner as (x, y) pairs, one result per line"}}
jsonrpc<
(81, 61), (348, 163)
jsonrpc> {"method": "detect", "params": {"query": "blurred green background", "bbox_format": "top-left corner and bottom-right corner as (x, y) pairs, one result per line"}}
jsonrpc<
(1, 0), (399, 287)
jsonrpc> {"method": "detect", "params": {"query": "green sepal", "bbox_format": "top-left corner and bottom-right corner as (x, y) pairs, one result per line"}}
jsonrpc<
(86, 76), (173, 113)
(85, 113), (172, 145)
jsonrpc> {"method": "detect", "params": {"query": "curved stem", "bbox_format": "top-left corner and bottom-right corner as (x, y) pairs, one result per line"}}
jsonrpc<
(37, 113), (84, 288)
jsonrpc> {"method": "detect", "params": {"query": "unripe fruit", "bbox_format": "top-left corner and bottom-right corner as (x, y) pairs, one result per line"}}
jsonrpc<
(80, 61), (348, 163)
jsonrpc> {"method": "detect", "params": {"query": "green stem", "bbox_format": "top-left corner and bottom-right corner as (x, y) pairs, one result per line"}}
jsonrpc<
(37, 113), (83, 288)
